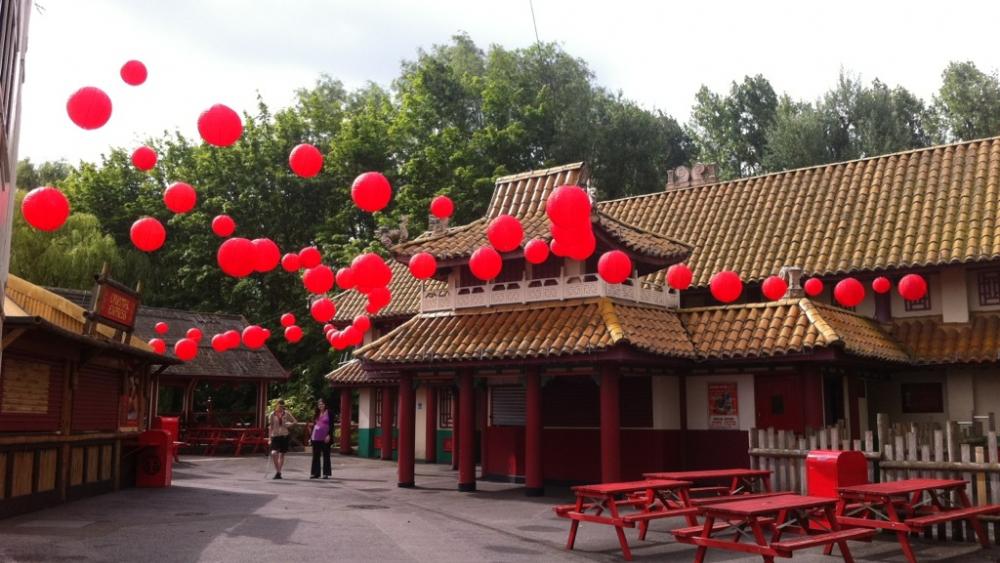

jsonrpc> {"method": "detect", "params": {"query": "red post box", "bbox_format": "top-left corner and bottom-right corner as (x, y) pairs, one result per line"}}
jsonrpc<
(806, 449), (868, 498)
(137, 429), (173, 488)
(153, 416), (181, 461)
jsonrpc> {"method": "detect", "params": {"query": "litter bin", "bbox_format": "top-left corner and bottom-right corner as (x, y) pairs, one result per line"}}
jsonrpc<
(137, 429), (173, 487)
(806, 449), (867, 498)
(153, 416), (179, 443)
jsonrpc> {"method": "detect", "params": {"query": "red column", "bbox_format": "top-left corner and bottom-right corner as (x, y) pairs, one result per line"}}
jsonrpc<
(450, 387), (460, 470)
(380, 385), (394, 461)
(339, 388), (352, 455)
(425, 386), (438, 463)
(458, 372), (476, 491)
(600, 366), (621, 483)
(525, 369), (543, 496)
(398, 374), (415, 487)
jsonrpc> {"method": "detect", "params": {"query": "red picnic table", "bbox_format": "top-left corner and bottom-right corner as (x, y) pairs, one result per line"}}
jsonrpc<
(835, 478), (1000, 563)
(644, 468), (774, 500)
(554, 479), (698, 561)
(673, 494), (875, 563)
(183, 427), (269, 456)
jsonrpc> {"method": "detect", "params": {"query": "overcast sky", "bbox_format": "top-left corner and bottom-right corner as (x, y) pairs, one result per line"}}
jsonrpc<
(17, 0), (1000, 165)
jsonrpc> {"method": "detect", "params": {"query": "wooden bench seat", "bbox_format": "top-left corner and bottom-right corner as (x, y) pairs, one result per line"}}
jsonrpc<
(689, 486), (730, 496)
(772, 528), (876, 556)
(553, 497), (646, 516)
(671, 517), (775, 538)
(690, 491), (793, 506)
(905, 505), (1000, 528)
(621, 507), (698, 523)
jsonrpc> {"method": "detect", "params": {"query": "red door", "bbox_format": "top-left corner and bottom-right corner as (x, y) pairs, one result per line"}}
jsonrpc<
(754, 374), (804, 432)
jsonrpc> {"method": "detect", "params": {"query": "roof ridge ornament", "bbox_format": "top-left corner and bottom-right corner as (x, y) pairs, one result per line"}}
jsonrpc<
(778, 265), (805, 299)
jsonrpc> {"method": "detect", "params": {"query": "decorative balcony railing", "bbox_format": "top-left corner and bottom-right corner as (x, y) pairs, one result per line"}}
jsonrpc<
(419, 273), (680, 312)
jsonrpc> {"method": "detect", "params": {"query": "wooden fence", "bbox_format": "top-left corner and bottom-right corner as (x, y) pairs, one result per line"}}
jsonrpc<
(749, 413), (1000, 543)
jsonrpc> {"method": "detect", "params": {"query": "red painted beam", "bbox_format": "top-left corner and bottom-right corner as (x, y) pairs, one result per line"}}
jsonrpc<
(525, 369), (543, 496)
(458, 372), (476, 492)
(339, 388), (352, 455)
(425, 385), (437, 463)
(600, 366), (621, 483)
(397, 373), (415, 487)
(451, 386), (459, 471)
(380, 386), (394, 460)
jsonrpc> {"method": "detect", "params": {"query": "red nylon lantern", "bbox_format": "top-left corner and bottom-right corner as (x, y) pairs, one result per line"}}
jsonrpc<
(66, 86), (112, 129)
(550, 238), (568, 258)
(211, 334), (228, 353)
(280, 313), (296, 327)
(211, 215), (235, 237)
(323, 324), (335, 336)
(351, 172), (392, 212)
(523, 238), (550, 265)
(303, 265), (335, 294)
(131, 146), (157, 171)
(761, 275), (788, 301)
(164, 182), (197, 213)
(154, 322), (169, 335)
(217, 237), (256, 278)
(898, 274), (928, 301)
(198, 104), (243, 147)
(130, 217), (166, 252)
(336, 267), (356, 290)
(430, 195), (454, 219)
(469, 246), (502, 281)
(872, 276), (892, 294)
(174, 338), (198, 361)
(710, 271), (743, 303)
(666, 264), (693, 291)
(803, 278), (824, 297)
(284, 325), (303, 343)
(353, 315), (371, 333)
(342, 325), (362, 346)
(242, 325), (267, 350)
(566, 231), (597, 261)
(597, 250), (632, 284)
(186, 328), (203, 342)
(545, 185), (591, 228)
(331, 332), (348, 350)
(351, 253), (392, 288)
(21, 186), (70, 232)
(149, 338), (166, 354)
(366, 287), (391, 314)
(310, 298), (336, 323)
(298, 246), (322, 269)
(408, 252), (437, 279)
(834, 278), (865, 308)
(224, 330), (241, 349)
(252, 238), (281, 273)
(120, 60), (147, 85)
(487, 214), (524, 252)
(280, 253), (301, 272)
(289, 143), (323, 178)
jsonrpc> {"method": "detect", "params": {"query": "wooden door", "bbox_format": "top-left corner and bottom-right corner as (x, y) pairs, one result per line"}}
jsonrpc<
(754, 374), (804, 432)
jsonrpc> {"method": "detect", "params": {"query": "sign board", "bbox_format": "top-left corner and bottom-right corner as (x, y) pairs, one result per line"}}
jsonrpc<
(85, 271), (141, 341)
(708, 382), (739, 430)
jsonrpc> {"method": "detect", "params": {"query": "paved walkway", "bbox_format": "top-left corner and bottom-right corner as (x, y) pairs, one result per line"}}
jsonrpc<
(0, 453), (996, 562)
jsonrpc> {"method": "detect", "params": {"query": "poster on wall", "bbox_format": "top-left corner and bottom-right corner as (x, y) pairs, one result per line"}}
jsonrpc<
(119, 373), (141, 431)
(708, 382), (739, 429)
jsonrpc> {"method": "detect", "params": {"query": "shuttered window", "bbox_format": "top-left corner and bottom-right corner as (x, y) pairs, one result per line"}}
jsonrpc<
(490, 386), (525, 427)
(72, 367), (120, 432)
(0, 356), (63, 432)
(543, 377), (600, 427)
(621, 376), (653, 427)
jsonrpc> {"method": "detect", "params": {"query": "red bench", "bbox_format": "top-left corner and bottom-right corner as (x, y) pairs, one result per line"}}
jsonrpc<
(772, 528), (876, 557)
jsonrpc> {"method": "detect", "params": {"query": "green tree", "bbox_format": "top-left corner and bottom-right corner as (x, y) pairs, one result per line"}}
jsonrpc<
(15, 159), (72, 190)
(689, 75), (778, 178)
(932, 61), (1000, 141)
(763, 96), (834, 171)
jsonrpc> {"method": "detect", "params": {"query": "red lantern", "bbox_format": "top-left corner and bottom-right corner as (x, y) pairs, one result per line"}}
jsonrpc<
(284, 325), (303, 343)
(210, 334), (228, 353)
(149, 338), (166, 355)
(834, 278), (866, 308)
(298, 246), (322, 268)
(217, 237), (256, 278)
(211, 215), (235, 237)
(21, 186), (70, 232)
(487, 215), (524, 252)
(545, 185), (591, 228)
(366, 286), (391, 314)
(666, 264), (693, 291)
(353, 315), (371, 333)
(872, 276), (892, 294)
(351, 172), (392, 212)
(761, 275), (788, 301)
(66, 86), (112, 129)
(280, 253), (301, 272)
(469, 246), (502, 281)
(289, 143), (323, 178)
(710, 271), (743, 303)
(130, 217), (166, 252)
(303, 265), (335, 294)
(120, 60), (147, 85)
(154, 322), (169, 335)
(280, 313), (296, 327)
(549, 238), (568, 258)
(198, 104), (243, 147)
(342, 325), (362, 346)
(252, 238), (281, 273)
(597, 250), (632, 284)
(310, 297), (336, 323)
(803, 278), (824, 297)
(224, 330), (241, 349)
(523, 238), (550, 265)
(323, 323), (335, 336)
(131, 146), (157, 171)
(174, 338), (198, 361)
(242, 325), (267, 350)
(898, 274), (928, 301)
(409, 252), (437, 279)
(186, 328), (203, 341)
(351, 253), (392, 288)
(331, 332), (348, 350)
(336, 267), (356, 290)
(164, 182), (197, 213)
(566, 231), (597, 261)
(430, 195), (454, 219)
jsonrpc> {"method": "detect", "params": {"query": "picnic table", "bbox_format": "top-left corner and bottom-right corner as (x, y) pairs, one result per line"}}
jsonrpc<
(183, 427), (269, 456)
(673, 494), (875, 563)
(554, 479), (698, 560)
(835, 478), (1000, 562)
(644, 468), (773, 499)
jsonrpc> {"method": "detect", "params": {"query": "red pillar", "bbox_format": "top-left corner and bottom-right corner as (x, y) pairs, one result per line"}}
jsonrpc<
(450, 387), (460, 470)
(339, 387), (352, 455)
(398, 374), (415, 487)
(425, 386), (438, 463)
(380, 385), (394, 461)
(458, 372), (476, 491)
(524, 369), (543, 496)
(600, 366), (621, 483)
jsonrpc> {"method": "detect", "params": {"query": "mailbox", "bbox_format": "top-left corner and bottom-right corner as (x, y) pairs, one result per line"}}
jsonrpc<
(806, 449), (868, 498)
(137, 429), (173, 488)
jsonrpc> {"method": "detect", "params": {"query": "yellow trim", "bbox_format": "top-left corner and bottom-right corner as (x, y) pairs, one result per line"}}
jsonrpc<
(599, 298), (624, 343)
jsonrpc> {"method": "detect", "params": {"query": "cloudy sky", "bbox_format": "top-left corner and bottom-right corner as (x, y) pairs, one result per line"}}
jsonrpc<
(17, 0), (1000, 164)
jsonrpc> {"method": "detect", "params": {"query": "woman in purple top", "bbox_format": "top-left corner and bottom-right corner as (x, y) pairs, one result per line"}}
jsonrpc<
(310, 397), (334, 479)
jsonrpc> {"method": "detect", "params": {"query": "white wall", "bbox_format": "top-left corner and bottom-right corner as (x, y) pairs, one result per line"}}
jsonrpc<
(415, 386), (427, 459)
(967, 266), (1000, 313)
(651, 376), (680, 430)
(867, 372), (949, 424)
(686, 373), (756, 431)
(891, 273), (942, 318)
(358, 388), (373, 429)
(940, 267), (969, 323)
